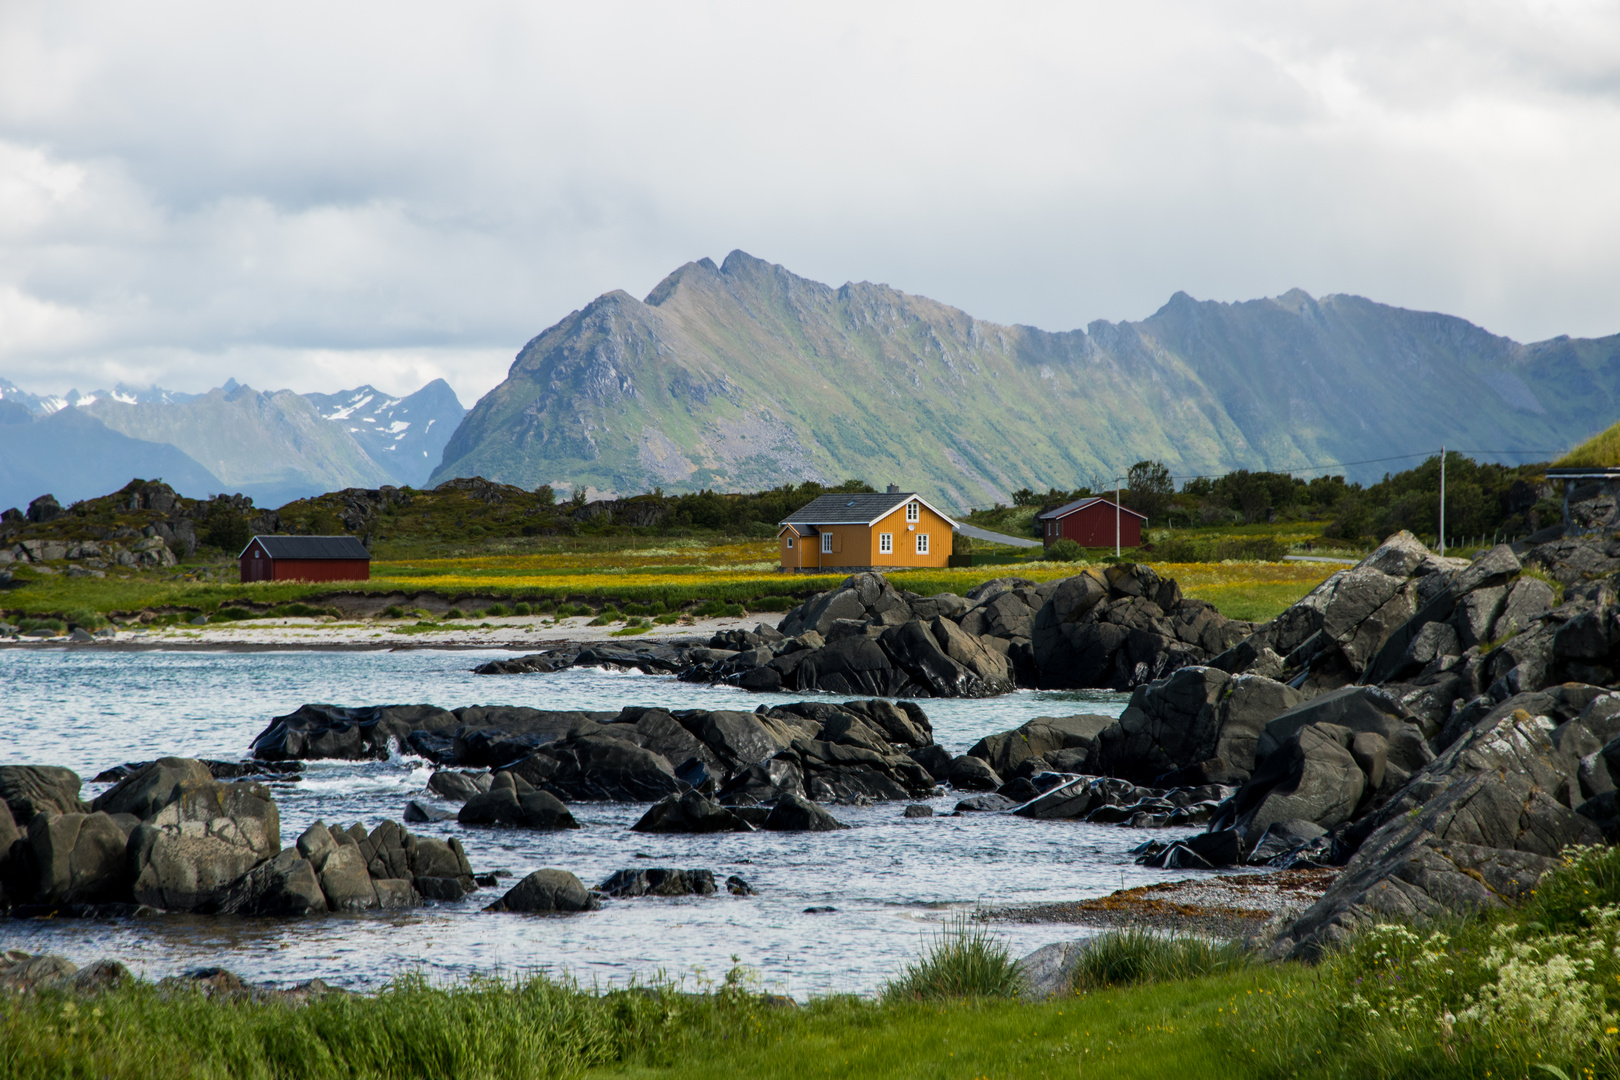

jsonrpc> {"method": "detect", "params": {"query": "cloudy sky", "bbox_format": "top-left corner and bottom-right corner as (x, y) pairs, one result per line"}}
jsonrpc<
(2, 1), (1617, 406)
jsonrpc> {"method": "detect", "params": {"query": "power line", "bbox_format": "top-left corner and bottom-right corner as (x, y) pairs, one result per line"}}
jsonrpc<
(1158, 448), (1559, 482)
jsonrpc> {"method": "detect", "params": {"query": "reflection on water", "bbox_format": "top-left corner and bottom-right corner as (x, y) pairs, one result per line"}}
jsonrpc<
(0, 647), (1193, 996)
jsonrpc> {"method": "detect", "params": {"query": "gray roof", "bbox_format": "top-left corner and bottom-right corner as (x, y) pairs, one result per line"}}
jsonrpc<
(781, 492), (915, 525)
(242, 535), (371, 560)
(1037, 497), (1146, 522)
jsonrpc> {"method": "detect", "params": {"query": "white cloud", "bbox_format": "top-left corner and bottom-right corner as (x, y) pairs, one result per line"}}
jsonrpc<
(1, 0), (1617, 403)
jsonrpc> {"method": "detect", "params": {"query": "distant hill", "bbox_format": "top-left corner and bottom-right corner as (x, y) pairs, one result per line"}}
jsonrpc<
(433, 251), (1620, 506)
(0, 376), (465, 507)
(0, 407), (225, 512)
(78, 381), (394, 507)
(303, 379), (466, 487)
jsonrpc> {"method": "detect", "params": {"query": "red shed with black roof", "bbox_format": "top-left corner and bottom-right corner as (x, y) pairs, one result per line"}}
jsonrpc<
(239, 535), (372, 582)
(1037, 497), (1147, 549)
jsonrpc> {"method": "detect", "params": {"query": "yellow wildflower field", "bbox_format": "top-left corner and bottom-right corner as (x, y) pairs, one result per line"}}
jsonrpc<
(367, 544), (1337, 622)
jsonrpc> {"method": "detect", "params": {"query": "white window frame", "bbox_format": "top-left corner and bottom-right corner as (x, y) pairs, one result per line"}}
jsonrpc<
(915, 533), (929, 555)
(785, 536), (794, 549)
(879, 533), (892, 554)
(906, 502), (920, 522)
(821, 533), (833, 554)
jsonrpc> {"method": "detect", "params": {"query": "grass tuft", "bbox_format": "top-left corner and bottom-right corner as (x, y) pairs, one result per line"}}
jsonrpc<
(1068, 929), (1253, 992)
(883, 915), (1024, 1002)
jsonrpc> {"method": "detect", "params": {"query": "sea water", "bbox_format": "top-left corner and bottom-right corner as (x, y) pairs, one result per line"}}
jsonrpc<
(0, 646), (1200, 996)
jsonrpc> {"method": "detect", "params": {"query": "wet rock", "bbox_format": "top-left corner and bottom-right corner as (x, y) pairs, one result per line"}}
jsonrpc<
(762, 793), (847, 832)
(966, 714), (1116, 780)
(25, 811), (130, 906)
(216, 848), (328, 916)
(632, 791), (753, 833)
(485, 869), (598, 913)
(903, 804), (933, 818)
(458, 774), (580, 830)
(403, 800), (456, 823)
(947, 755), (1002, 791)
(427, 770), (489, 802)
(128, 780), (280, 912)
(509, 736), (682, 802)
(91, 757), (215, 820)
(0, 765), (89, 825)
(954, 793), (1017, 813)
(726, 875), (757, 895)
(595, 868), (717, 897)
(906, 744), (953, 782)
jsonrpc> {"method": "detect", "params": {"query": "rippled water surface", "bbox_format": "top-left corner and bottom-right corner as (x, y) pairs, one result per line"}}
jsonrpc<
(0, 646), (1200, 995)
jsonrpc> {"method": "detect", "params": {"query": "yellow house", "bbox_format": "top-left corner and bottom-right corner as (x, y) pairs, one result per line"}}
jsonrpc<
(778, 487), (957, 573)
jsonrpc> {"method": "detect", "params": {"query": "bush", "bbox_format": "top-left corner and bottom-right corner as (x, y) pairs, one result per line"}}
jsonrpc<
(484, 603), (509, 617)
(588, 606), (622, 626)
(382, 605), (407, 618)
(444, 608), (465, 620)
(1154, 535), (1289, 562)
(1067, 929), (1251, 991)
(746, 595), (800, 612)
(555, 603), (587, 618)
(207, 606), (256, 623)
(512, 602), (532, 616)
(884, 915), (1023, 1002)
(17, 617), (66, 635)
(692, 600), (745, 619)
(64, 607), (107, 630)
(1045, 538), (1085, 562)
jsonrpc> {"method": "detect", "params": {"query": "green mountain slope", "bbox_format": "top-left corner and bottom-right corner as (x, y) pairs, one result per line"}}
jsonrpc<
(83, 381), (392, 506)
(433, 251), (1620, 507)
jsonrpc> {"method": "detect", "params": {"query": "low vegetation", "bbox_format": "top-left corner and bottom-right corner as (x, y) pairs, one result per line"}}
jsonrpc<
(1559, 417), (1620, 469)
(12, 844), (1620, 1078)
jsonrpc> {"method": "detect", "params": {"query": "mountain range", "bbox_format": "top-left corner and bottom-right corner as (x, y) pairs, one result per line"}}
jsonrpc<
(0, 377), (464, 511)
(6, 251), (1620, 514)
(435, 251), (1620, 506)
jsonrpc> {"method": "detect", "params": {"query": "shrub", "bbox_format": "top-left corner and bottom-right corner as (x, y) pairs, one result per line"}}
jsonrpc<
(512, 602), (532, 616)
(554, 603), (588, 618)
(484, 603), (509, 617)
(653, 613), (680, 625)
(1045, 538), (1085, 562)
(622, 603), (652, 617)
(1154, 535), (1289, 562)
(747, 595), (800, 612)
(64, 607), (107, 630)
(382, 605), (406, 618)
(207, 606), (256, 623)
(17, 617), (66, 635)
(444, 608), (465, 620)
(884, 915), (1023, 1001)
(692, 600), (745, 619)
(1067, 929), (1252, 991)
(588, 606), (622, 626)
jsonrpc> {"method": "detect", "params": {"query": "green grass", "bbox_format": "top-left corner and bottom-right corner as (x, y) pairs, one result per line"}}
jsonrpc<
(1067, 929), (1254, 991)
(883, 915), (1025, 1002)
(1557, 417), (1620, 468)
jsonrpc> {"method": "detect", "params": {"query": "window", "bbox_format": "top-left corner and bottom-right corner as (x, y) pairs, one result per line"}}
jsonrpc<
(915, 533), (929, 555)
(785, 536), (794, 549)
(822, 533), (833, 554)
(879, 533), (892, 554)
(906, 502), (920, 522)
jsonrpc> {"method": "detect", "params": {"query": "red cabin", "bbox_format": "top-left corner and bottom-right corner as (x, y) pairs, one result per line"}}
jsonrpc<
(239, 535), (372, 583)
(1037, 497), (1146, 550)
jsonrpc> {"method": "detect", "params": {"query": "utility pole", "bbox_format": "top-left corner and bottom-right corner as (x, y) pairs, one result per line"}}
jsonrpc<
(1438, 446), (1446, 556)
(1115, 476), (1123, 558)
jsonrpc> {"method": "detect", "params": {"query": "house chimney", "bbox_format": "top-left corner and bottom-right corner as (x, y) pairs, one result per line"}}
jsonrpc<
(887, 484), (899, 494)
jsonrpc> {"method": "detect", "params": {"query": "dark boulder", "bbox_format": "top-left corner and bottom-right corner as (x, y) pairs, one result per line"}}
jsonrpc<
(24, 811), (130, 906)
(762, 793), (847, 831)
(427, 770), (489, 802)
(595, 868), (717, 897)
(458, 774), (579, 829)
(509, 736), (682, 802)
(128, 780), (281, 912)
(632, 791), (753, 833)
(215, 848), (328, 916)
(946, 755), (1002, 791)
(485, 869), (598, 913)
(91, 758), (216, 820)
(966, 713), (1115, 779)
(0, 766), (89, 825)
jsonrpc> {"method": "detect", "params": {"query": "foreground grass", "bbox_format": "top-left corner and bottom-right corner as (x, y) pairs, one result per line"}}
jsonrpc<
(15, 841), (1620, 1080)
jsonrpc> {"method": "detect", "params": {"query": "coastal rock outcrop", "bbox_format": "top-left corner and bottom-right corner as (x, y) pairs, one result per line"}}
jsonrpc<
(485, 869), (597, 913)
